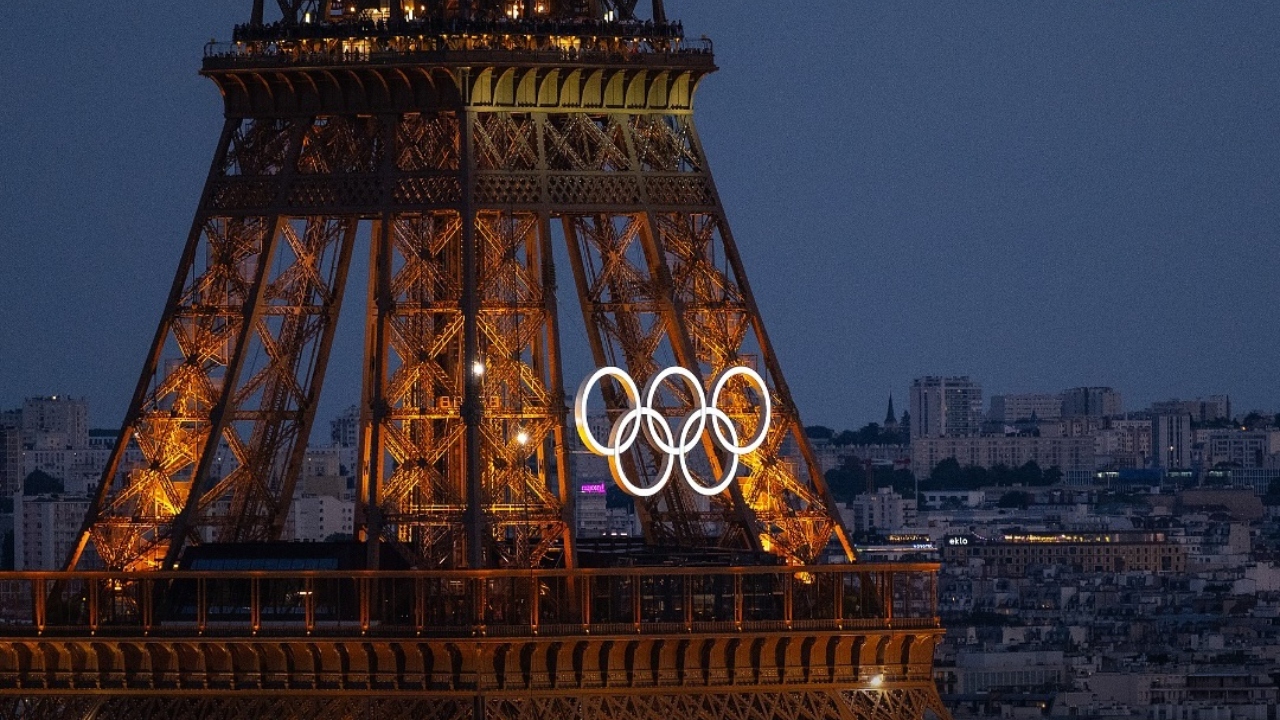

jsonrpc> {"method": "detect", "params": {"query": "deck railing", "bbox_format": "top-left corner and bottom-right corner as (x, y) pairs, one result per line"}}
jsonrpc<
(0, 564), (938, 639)
(202, 23), (713, 70)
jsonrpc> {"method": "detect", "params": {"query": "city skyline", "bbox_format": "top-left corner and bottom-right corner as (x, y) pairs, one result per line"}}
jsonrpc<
(0, 378), (1263, 439)
(2, 3), (1279, 430)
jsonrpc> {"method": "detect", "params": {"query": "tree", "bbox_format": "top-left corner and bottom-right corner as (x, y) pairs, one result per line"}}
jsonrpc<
(1043, 466), (1064, 486)
(855, 423), (883, 445)
(961, 465), (989, 489)
(1265, 478), (1280, 504)
(805, 425), (834, 440)
(997, 491), (1033, 509)
(825, 458), (868, 503)
(23, 470), (63, 496)
(888, 468), (918, 499)
(926, 458), (964, 490)
(880, 426), (907, 445)
(988, 464), (1013, 486)
(1018, 461), (1047, 486)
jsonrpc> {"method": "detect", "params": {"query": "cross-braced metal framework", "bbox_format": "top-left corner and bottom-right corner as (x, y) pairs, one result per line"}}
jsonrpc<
(558, 112), (850, 561)
(68, 115), (361, 570)
(0, 690), (948, 720)
(69, 27), (850, 572)
(362, 201), (572, 568)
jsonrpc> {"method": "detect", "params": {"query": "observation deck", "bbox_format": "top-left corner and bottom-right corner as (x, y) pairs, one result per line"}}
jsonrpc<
(204, 15), (713, 72)
(200, 14), (715, 119)
(0, 564), (939, 693)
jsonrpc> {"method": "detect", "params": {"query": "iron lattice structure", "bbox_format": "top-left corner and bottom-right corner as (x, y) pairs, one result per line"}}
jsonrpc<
(67, 2), (852, 574)
(1, 2), (949, 719)
(0, 691), (947, 720)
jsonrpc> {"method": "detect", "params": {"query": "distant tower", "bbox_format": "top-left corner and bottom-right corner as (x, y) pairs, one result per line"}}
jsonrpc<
(1152, 413), (1193, 470)
(21, 396), (89, 451)
(1060, 386), (1123, 419)
(0, 409), (22, 497)
(909, 376), (983, 439)
(328, 405), (359, 449)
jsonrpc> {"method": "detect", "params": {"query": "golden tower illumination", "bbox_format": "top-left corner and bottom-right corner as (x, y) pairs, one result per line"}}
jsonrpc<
(0, 2), (949, 719)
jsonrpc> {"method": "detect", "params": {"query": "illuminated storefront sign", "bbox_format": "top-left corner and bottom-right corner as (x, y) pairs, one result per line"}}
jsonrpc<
(574, 366), (771, 498)
(579, 482), (608, 495)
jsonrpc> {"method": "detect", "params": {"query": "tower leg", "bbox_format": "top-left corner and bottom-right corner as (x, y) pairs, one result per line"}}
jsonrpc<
(555, 111), (851, 562)
(75, 117), (375, 569)
(356, 110), (572, 569)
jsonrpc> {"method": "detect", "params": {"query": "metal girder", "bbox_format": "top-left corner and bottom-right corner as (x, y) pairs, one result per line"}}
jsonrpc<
(0, 689), (949, 720)
(73, 61), (850, 571)
(70, 117), (361, 571)
(553, 113), (853, 563)
(357, 109), (572, 569)
(360, 106), (850, 565)
(360, 202), (572, 568)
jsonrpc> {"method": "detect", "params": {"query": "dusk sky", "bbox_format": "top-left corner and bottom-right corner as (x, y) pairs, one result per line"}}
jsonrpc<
(1, 3), (1278, 431)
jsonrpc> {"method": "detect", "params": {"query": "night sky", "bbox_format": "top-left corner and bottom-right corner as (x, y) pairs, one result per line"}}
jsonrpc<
(1, 3), (1278, 431)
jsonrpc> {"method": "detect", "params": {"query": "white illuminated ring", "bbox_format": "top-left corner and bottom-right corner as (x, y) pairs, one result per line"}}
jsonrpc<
(574, 365), (772, 497)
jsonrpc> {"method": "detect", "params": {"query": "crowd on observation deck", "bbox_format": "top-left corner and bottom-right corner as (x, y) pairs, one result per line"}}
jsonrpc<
(231, 15), (685, 44)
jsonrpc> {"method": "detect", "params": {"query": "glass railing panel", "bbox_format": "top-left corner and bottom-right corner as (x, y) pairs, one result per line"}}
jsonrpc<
(791, 571), (838, 625)
(421, 577), (473, 632)
(536, 575), (574, 627)
(842, 571), (884, 621)
(689, 573), (734, 624)
(741, 573), (783, 623)
(639, 575), (685, 624)
(484, 577), (532, 629)
(589, 574), (634, 627)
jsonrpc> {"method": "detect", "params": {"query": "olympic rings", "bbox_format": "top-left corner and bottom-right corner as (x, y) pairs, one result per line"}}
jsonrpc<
(574, 365), (772, 497)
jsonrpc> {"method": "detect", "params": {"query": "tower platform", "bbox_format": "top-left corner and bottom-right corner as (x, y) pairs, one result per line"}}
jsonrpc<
(0, 563), (944, 719)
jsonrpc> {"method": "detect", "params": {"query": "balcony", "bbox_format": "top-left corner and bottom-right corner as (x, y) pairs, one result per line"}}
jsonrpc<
(0, 564), (939, 639)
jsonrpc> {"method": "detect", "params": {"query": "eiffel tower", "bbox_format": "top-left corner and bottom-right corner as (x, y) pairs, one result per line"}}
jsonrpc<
(0, 2), (948, 718)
